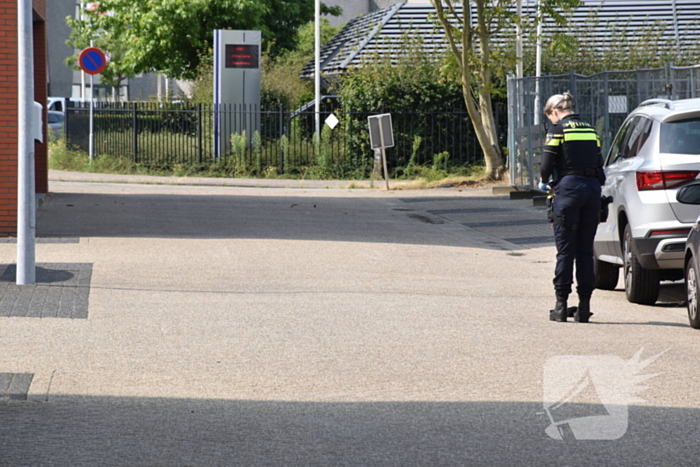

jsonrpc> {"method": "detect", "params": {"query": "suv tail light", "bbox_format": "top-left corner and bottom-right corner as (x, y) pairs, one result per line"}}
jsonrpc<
(636, 170), (700, 191)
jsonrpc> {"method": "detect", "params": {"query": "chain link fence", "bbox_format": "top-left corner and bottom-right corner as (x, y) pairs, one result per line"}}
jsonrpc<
(507, 64), (700, 188)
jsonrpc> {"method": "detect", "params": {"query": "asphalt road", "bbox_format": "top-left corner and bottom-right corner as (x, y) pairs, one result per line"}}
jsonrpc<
(0, 178), (696, 466)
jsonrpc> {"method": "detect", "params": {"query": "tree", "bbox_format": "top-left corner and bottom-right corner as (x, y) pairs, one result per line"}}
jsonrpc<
(66, 8), (138, 100)
(428, 0), (579, 180)
(67, 0), (341, 81)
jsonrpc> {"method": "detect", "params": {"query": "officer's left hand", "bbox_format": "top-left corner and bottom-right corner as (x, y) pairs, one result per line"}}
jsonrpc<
(538, 182), (550, 191)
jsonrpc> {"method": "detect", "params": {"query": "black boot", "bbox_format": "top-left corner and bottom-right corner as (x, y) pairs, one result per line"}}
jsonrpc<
(549, 293), (568, 322)
(575, 295), (592, 323)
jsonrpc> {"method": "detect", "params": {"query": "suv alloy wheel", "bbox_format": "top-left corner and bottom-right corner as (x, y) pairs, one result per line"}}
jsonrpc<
(686, 258), (700, 328)
(623, 224), (660, 304)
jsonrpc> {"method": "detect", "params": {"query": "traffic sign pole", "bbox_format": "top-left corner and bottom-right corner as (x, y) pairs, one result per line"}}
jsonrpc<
(89, 73), (94, 161)
(78, 46), (107, 162)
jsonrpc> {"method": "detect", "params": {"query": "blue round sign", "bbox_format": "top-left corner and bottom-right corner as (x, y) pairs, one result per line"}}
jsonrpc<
(79, 47), (107, 75)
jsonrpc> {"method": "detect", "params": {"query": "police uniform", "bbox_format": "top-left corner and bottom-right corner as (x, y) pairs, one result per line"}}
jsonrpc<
(541, 113), (604, 321)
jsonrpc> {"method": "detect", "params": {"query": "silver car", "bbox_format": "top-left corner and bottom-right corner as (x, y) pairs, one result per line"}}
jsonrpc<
(594, 98), (700, 305)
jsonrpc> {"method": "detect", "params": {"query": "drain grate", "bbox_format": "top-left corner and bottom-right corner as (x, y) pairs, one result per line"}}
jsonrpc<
(0, 263), (93, 319)
(0, 373), (34, 401)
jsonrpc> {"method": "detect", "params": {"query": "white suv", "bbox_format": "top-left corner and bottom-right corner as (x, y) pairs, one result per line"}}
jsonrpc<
(594, 98), (700, 304)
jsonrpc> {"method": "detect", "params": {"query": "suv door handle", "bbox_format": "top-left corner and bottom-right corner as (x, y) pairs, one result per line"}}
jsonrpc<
(614, 176), (624, 184)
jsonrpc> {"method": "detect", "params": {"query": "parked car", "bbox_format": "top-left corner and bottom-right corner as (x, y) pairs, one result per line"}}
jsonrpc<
(47, 110), (64, 140)
(594, 97), (700, 305)
(47, 96), (97, 112)
(679, 184), (700, 328)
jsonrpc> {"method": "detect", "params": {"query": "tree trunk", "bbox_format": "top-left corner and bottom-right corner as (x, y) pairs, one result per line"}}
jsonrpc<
(461, 84), (502, 180)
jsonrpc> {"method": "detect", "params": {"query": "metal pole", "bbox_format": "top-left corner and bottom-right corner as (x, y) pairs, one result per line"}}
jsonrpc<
(516, 0), (523, 80)
(534, 0), (543, 125)
(89, 73), (94, 161)
(672, 0), (680, 51)
(80, 3), (86, 101)
(88, 38), (95, 162)
(17, 0), (35, 285)
(378, 116), (390, 190)
(314, 0), (321, 138)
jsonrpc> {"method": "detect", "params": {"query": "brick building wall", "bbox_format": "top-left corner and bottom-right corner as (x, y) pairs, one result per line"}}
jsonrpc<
(0, 0), (47, 236)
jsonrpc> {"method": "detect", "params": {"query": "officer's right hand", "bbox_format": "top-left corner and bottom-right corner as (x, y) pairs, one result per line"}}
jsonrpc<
(538, 182), (550, 191)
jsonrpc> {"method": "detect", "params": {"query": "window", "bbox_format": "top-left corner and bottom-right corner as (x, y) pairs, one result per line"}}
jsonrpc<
(627, 117), (653, 159)
(660, 118), (700, 155)
(48, 113), (64, 124)
(606, 117), (635, 166)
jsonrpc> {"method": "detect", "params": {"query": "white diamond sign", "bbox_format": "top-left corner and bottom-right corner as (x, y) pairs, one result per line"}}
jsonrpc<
(325, 113), (339, 129)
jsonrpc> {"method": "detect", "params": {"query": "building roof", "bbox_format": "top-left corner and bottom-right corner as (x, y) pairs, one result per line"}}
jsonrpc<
(300, 1), (700, 79)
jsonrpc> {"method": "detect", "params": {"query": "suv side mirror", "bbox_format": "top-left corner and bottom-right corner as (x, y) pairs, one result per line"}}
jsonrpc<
(676, 184), (700, 204)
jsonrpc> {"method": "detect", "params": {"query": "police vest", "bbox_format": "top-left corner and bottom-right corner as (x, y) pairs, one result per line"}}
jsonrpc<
(544, 114), (600, 176)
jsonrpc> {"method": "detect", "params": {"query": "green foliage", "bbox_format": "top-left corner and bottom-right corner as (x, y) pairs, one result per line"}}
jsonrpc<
(429, 0), (581, 179)
(338, 34), (461, 113)
(68, 0), (342, 81)
(280, 135), (291, 172)
(432, 151), (450, 172)
(230, 131), (248, 172)
(252, 131), (263, 174)
(51, 131), (487, 185)
(65, 7), (137, 92)
(262, 19), (340, 109)
(337, 34), (463, 176)
(190, 48), (215, 105)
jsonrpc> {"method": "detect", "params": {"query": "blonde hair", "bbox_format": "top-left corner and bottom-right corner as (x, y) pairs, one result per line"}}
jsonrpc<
(544, 92), (574, 115)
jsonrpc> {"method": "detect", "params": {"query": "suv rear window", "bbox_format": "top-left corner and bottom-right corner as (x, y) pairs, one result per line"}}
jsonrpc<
(660, 118), (700, 155)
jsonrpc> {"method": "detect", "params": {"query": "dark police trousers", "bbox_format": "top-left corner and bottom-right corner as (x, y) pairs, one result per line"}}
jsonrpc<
(551, 175), (601, 297)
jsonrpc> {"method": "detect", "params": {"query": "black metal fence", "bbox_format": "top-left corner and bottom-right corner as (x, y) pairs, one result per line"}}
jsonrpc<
(507, 63), (700, 188)
(65, 101), (507, 176)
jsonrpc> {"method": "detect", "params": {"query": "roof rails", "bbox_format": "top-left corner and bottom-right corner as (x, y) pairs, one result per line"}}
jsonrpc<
(640, 99), (675, 110)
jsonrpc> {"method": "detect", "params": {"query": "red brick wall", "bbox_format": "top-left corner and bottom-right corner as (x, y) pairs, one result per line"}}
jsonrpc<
(0, 0), (47, 236)
(34, 17), (47, 194)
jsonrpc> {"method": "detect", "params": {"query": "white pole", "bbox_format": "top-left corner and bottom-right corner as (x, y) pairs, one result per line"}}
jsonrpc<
(17, 0), (35, 285)
(89, 73), (94, 161)
(516, 0), (523, 80)
(314, 0), (321, 138)
(534, 0), (543, 125)
(80, 3), (86, 101)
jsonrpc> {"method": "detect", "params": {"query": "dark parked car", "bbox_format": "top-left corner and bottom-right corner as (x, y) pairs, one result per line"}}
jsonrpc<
(680, 183), (700, 328)
(47, 110), (64, 140)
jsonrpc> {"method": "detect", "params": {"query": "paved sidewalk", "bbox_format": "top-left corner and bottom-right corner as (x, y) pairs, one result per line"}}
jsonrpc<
(0, 172), (694, 466)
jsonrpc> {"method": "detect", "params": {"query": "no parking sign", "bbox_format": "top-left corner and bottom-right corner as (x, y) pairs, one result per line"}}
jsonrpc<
(78, 47), (107, 162)
(79, 47), (107, 75)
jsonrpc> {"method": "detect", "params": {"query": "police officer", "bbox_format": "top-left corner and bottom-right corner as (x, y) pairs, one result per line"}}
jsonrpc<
(538, 92), (604, 323)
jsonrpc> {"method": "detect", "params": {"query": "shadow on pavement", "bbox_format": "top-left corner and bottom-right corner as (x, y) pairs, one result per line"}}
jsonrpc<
(0, 396), (698, 466)
(36, 192), (509, 248)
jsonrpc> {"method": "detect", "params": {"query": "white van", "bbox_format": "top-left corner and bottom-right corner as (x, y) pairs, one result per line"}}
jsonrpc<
(47, 97), (94, 112)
